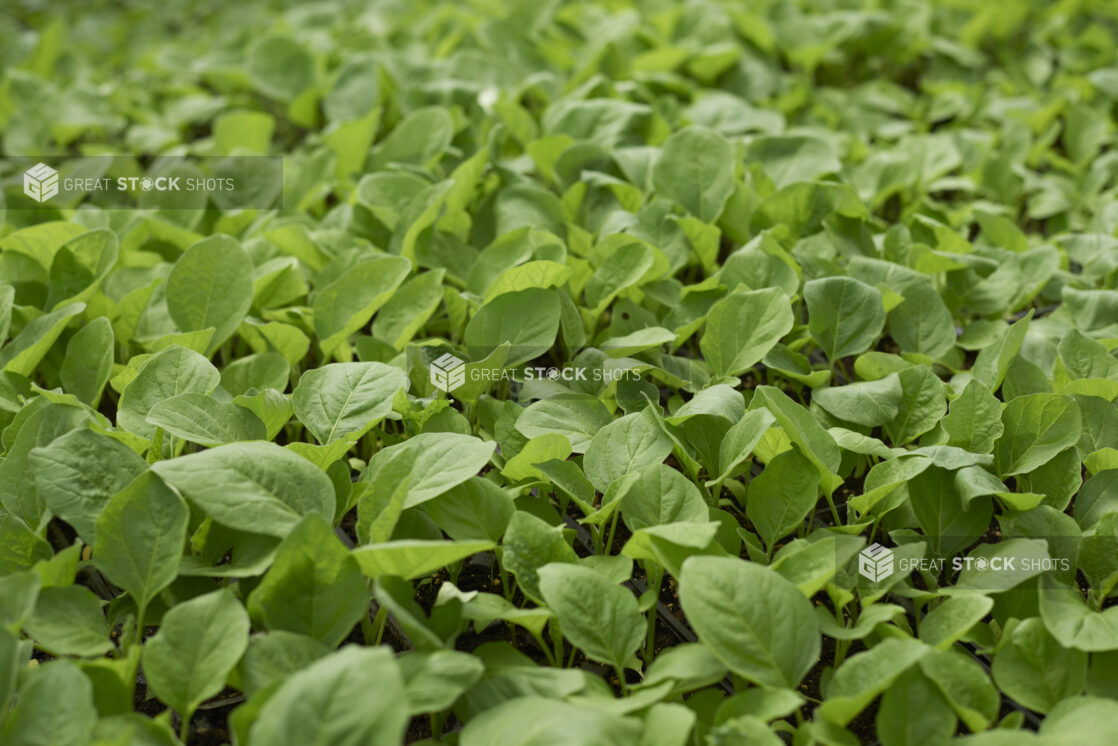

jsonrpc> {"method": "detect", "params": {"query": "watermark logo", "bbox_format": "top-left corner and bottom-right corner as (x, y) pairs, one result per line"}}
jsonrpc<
(859, 542), (894, 582)
(23, 163), (59, 203)
(430, 353), (466, 393)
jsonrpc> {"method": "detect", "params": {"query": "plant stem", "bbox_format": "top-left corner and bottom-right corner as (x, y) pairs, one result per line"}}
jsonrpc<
(613, 665), (630, 696)
(179, 709), (192, 744)
(644, 565), (664, 664)
(370, 605), (388, 646)
(605, 511), (620, 554)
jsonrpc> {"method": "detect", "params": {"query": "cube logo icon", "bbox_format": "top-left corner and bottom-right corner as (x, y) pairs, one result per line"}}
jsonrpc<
(24, 163), (59, 203)
(858, 542), (894, 582)
(429, 353), (466, 393)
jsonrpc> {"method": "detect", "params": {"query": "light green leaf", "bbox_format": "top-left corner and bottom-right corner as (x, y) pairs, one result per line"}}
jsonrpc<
(292, 362), (407, 445)
(679, 556), (819, 689)
(353, 539), (495, 580)
(146, 392), (267, 446)
(247, 514), (368, 647)
(652, 126), (735, 222)
(805, 277), (886, 361)
(994, 393), (1081, 476)
(699, 288), (794, 377)
(246, 647), (409, 746)
(29, 428), (148, 544)
(537, 563), (644, 670)
(93, 471), (188, 614)
(151, 442), (335, 537)
(165, 235), (254, 355)
(142, 589), (250, 720)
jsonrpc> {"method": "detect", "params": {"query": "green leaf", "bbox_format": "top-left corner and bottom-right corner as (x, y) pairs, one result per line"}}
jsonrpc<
(213, 109), (275, 154)
(874, 667), (956, 746)
(819, 638), (930, 726)
(992, 617), (1086, 713)
(919, 595), (993, 650)
(146, 392), (267, 446)
(246, 647), (409, 746)
(1037, 697), (1118, 746)
(117, 345), (221, 439)
(812, 375), (902, 428)
(699, 288), (794, 377)
(371, 269), (446, 349)
(459, 697), (642, 746)
(165, 235), (254, 355)
(0, 514), (53, 575)
(142, 588), (250, 720)
(971, 312), (1031, 392)
(501, 434), (572, 482)
(247, 513), (368, 647)
(994, 394), (1081, 476)
(0, 661), (96, 746)
(361, 432), (496, 511)
(1039, 574), (1118, 652)
(399, 649), (484, 715)
(29, 427), (148, 544)
(22, 590), (110, 657)
(584, 407), (675, 492)
(746, 447), (820, 549)
(652, 126), (735, 222)
(59, 316), (114, 406)
(620, 464), (708, 532)
(47, 229), (118, 310)
(883, 365), (947, 446)
(805, 277), (886, 361)
(0, 571), (40, 631)
(464, 288), (561, 367)
(537, 563), (644, 670)
(0, 302), (85, 376)
(93, 471), (188, 614)
(745, 135), (841, 189)
(370, 107), (454, 168)
(501, 511), (578, 604)
(238, 631), (330, 697)
(708, 408), (777, 484)
(151, 442), (335, 537)
(750, 386), (842, 493)
(679, 556), (819, 688)
(909, 466), (992, 556)
(890, 281), (956, 358)
(292, 362), (407, 445)
(353, 539), (495, 580)
(515, 394), (612, 454)
(941, 380), (1003, 454)
(919, 648), (999, 732)
(247, 36), (315, 101)
(314, 256), (411, 357)
(421, 477), (515, 543)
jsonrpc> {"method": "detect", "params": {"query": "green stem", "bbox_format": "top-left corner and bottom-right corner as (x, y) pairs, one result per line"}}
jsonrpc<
(605, 511), (620, 554)
(132, 602), (147, 650)
(644, 565), (664, 664)
(532, 631), (558, 667)
(179, 707), (193, 744)
(431, 711), (445, 742)
(361, 607), (376, 645)
(370, 605), (388, 646)
(613, 665), (630, 696)
(822, 489), (841, 525)
(548, 619), (563, 665)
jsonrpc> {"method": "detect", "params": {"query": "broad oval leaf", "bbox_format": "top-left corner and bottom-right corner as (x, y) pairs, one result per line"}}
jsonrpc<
(292, 362), (407, 445)
(151, 442), (334, 537)
(679, 556), (820, 689)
